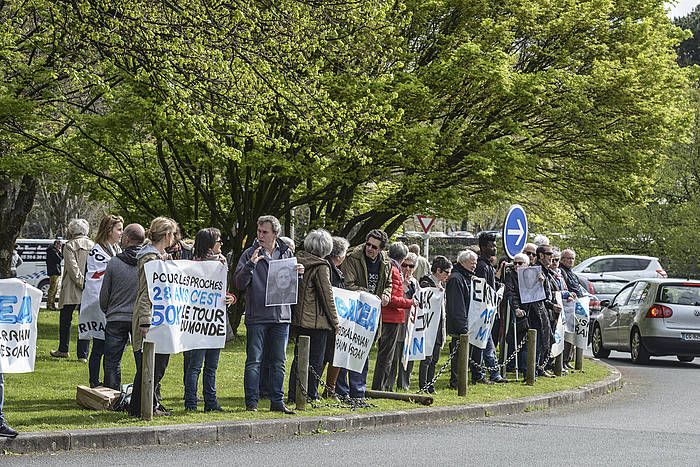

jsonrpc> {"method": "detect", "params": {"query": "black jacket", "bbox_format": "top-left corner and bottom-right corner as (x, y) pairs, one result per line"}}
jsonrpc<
(475, 256), (496, 290)
(46, 245), (63, 276)
(560, 265), (585, 296)
(445, 262), (474, 335)
(326, 257), (346, 289)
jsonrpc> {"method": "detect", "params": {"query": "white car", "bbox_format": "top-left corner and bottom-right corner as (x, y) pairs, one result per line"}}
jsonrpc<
(573, 254), (666, 281)
(15, 238), (63, 299)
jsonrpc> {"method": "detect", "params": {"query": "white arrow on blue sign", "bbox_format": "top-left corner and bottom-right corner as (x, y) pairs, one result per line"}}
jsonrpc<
(502, 204), (528, 259)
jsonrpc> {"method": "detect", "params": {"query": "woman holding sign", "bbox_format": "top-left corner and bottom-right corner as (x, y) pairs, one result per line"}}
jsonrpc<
(287, 229), (339, 403)
(129, 217), (178, 417)
(183, 228), (235, 412)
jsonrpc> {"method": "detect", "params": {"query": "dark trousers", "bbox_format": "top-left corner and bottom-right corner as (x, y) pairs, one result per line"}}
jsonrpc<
(58, 304), (89, 358)
(288, 328), (327, 402)
(335, 359), (369, 398)
(419, 333), (442, 392)
(371, 322), (401, 391)
(448, 336), (484, 386)
(129, 350), (170, 417)
(390, 323), (411, 391)
(184, 348), (221, 410)
(88, 338), (104, 387)
(103, 321), (132, 390)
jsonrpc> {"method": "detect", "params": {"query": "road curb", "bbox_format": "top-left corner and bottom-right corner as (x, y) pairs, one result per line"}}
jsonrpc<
(1, 360), (622, 455)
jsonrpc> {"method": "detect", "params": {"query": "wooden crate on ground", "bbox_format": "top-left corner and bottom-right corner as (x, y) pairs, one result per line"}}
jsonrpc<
(76, 385), (121, 410)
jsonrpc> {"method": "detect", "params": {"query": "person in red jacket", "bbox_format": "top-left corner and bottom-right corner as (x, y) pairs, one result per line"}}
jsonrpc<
(371, 242), (416, 391)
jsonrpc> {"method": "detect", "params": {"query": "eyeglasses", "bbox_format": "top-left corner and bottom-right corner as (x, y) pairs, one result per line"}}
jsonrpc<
(514, 261), (525, 266)
(215, 239), (223, 244)
(525, 251), (536, 257)
(365, 243), (380, 251)
(402, 263), (415, 269)
(552, 258), (560, 262)
(543, 251), (554, 256)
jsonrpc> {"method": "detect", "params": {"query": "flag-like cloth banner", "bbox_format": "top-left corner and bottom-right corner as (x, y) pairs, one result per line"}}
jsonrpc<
(402, 287), (444, 369)
(332, 287), (381, 373)
(144, 260), (228, 354)
(468, 277), (498, 349)
(563, 295), (591, 349)
(0, 279), (42, 373)
(550, 291), (565, 357)
(78, 244), (113, 340)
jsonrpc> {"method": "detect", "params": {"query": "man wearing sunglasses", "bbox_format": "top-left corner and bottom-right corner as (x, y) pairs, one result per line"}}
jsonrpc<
(336, 229), (392, 400)
(530, 244), (562, 377)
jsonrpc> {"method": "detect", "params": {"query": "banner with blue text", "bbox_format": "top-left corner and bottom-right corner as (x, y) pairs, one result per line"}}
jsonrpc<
(332, 287), (381, 372)
(468, 278), (498, 350)
(144, 260), (228, 354)
(0, 279), (42, 373)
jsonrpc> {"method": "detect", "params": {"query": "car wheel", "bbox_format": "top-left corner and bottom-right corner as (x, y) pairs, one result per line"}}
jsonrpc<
(630, 328), (650, 364)
(38, 279), (50, 300)
(591, 324), (610, 358)
(677, 356), (694, 363)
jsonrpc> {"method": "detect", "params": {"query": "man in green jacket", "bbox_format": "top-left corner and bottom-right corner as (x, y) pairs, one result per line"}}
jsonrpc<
(335, 229), (392, 399)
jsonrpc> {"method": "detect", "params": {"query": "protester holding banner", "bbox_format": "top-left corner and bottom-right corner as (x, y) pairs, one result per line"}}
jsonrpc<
(371, 242), (414, 392)
(287, 229), (339, 403)
(417, 255), (451, 393)
(446, 249), (477, 387)
(182, 227), (233, 412)
(504, 253), (531, 377)
(101, 223), (145, 390)
(79, 214), (124, 388)
(321, 236), (349, 398)
(532, 244), (560, 377)
(559, 248), (586, 369)
(234, 215), (301, 414)
(128, 216), (179, 417)
(336, 229), (392, 400)
(51, 219), (93, 362)
(391, 252), (420, 391)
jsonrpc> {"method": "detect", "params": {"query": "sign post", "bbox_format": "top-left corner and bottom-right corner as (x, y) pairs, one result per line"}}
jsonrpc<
(502, 205), (528, 259)
(416, 215), (436, 258)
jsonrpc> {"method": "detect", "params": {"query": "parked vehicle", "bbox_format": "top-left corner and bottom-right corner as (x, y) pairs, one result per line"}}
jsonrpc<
(15, 238), (64, 299)
(573, 255), (666, 281)
(591, 279), (700, 364)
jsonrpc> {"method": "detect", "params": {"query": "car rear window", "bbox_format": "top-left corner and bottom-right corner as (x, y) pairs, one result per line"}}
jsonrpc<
(658, 285), (700, 306)
(592, 281), (627, 295)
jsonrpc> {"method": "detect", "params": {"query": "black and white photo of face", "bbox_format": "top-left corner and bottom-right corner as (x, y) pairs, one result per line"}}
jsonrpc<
(276, 267), (292, 289)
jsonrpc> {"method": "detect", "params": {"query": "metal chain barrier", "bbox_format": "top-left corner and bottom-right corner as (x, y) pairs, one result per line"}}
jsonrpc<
(295, 362), (377, 411)
(468, 335), (528, 373)
(416, 337), (460, 394)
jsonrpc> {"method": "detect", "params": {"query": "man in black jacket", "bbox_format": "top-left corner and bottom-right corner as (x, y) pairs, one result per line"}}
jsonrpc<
(45, 239), (63, 311)
(446, 249), (482, 387)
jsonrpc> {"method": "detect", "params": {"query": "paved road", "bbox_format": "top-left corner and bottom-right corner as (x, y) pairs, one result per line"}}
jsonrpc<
(7, 351), (700, 466)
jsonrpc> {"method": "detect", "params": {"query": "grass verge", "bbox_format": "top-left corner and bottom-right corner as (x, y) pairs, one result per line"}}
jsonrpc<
(6, 310), (610, 432)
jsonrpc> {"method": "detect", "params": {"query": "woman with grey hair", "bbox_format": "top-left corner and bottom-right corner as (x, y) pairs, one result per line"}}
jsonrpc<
(288, 229), (339, 402)
(371, 242), (416, 391)
(51, 219), (94, 361)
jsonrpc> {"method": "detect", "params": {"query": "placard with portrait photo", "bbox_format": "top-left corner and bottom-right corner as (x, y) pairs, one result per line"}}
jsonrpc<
(265, 257), (298, 306)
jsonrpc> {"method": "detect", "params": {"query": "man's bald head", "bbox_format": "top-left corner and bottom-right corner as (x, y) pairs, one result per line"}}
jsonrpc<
(122, 223), (145, 248)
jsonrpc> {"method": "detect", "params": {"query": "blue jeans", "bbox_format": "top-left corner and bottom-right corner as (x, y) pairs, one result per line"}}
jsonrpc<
(244, 322), (289, 408)
(335, 359), (369, 398)
(103, 321), (132, 390)
(184, 348), (221, 409)
(89, 338), (105, 387)
(0, 373), (4, 424)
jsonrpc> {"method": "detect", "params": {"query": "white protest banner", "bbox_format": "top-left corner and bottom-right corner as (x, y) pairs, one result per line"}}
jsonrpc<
(563, 296), (577, 345)
(468, 277), (497, 349)
(332, 287), (380, 372)
(265, 258), (298, 306)
(550, 291), (565, 357)
(574, 295), (591, 349)
(0, 279), (42, 373)
(416, 287), (444, 358)
(78, 244), (113, 340)
(402, 305), (419, 369)
(517, 265), (546, 304)
(144, 260), (228, 354)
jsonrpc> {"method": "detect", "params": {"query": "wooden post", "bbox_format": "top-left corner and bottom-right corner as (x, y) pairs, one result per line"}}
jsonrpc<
(141, 341), (155, 421)
(554, 352), (563, 376)
(295, 335), (310, 410)
(526, 329), (537, 386)
(458, 334), (469, 396)
(575, 347), (584, 371)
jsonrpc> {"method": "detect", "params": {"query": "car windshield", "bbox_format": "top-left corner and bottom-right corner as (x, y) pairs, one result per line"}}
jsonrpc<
(659, 285), (700, 306)
(592, 281), (627, 295)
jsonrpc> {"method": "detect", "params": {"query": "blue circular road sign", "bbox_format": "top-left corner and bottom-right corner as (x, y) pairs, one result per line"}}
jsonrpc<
(502, 204), (528, 259)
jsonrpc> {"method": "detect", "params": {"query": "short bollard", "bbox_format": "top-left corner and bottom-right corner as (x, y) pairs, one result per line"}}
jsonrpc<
(141, 341), (155, 421)
(296, 335), (310, 410)
(554, 352), (563, 376)
(526, 329), (537, 386)
(575, 347), (584, 371)
(458, 334), (469, 396)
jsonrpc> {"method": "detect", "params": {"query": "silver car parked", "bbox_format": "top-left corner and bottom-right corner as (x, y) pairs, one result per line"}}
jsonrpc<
(591, 279), (700, 364)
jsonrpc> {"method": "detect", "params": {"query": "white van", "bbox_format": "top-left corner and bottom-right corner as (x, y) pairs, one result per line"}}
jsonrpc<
(15, 238), (64, 299)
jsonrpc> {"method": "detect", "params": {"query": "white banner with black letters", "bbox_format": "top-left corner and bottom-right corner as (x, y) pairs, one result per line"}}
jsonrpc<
(78, 244), (114, 340)
(144, 260), (228, 354)
(0, 279), (42, 373)
(468, 277), (498, 350)
(403, 287), (444, 367)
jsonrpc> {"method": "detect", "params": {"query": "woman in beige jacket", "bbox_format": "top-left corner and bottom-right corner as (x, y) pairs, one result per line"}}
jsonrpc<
(51, 219), (94, 361)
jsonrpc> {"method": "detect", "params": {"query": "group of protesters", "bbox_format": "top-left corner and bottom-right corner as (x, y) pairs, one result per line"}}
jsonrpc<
(0, 213), (589, 439)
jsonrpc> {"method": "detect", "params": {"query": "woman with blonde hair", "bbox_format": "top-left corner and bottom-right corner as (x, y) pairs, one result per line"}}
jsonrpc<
(129, 216), (178, 417)
(51, 219), (94, 361)
(79, 214), (123, 387)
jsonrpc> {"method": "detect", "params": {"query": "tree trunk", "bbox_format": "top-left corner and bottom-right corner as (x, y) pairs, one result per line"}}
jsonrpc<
(0, 174), (38, 278)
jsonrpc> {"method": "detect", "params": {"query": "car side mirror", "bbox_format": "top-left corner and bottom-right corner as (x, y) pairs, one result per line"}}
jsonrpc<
(599, 299), (611, 308)
(582, 267), (591, 273)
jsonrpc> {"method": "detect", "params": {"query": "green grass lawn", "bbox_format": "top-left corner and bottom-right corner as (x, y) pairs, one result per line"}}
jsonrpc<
(4, 310), (610, 432)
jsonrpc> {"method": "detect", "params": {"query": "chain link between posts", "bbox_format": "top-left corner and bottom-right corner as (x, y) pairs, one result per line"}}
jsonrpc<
(294, 362), (377, 411)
